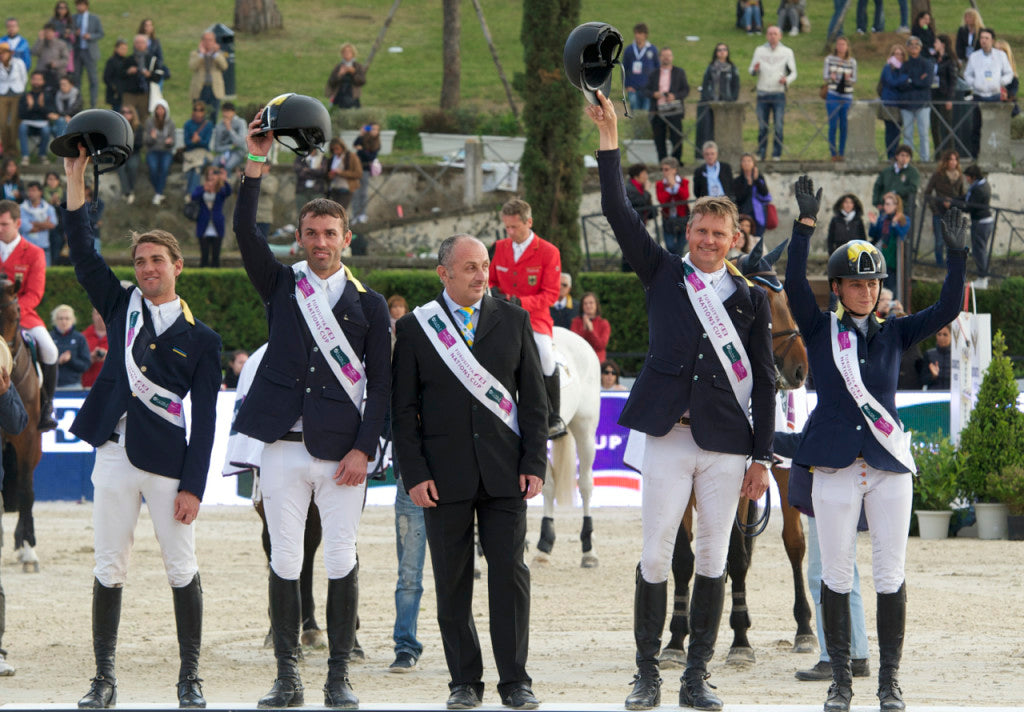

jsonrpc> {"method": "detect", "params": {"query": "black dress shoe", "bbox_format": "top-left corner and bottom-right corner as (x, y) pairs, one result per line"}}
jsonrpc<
(446, 683), (482, 710)
(501, 685), (539, 710)
(177, 674), (206, 708)
(258, 677), (305, 708)
(78, 675), (117, 709)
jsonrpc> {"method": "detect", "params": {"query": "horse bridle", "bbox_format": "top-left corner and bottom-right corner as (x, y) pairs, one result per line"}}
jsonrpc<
(744, 269), (805, 389)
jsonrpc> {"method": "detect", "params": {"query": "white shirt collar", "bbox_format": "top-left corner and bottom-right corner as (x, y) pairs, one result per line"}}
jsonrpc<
(683, 254), (736, 300)
(302, 263), (348, 308)
(0, 234), (22, 261)
(144, 296), (183, 337)
(511, 231), (535, 262)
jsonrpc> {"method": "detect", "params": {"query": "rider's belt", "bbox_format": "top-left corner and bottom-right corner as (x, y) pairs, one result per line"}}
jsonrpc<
(107, 433), (120, 444)
(279, 431), (304, 442)
(678, 416), (691, 426)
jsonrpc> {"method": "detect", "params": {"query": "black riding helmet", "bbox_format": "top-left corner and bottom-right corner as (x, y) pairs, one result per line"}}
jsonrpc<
(827, 240), (888, 283)
(256, 93), (331, 156)
(563, 22), (630, 113)
(49, 109), (133, 173)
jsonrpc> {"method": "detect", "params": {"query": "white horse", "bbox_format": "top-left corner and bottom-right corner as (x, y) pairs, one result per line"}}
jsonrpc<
(533, 326), (602, 568)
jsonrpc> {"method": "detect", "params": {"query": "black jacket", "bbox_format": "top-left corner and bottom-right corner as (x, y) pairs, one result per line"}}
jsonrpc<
(826, 195), (868, 254)
(693, 161), (735, 200)
(645, 66), (690, 114)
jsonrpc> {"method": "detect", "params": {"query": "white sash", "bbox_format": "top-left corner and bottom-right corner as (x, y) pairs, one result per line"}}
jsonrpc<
(829, 313), (916, 472)
(412, 301), (520, 436)
(680, 257), (754, 416)
(292, 262), (366, 410)
(123, 288), (186, 429)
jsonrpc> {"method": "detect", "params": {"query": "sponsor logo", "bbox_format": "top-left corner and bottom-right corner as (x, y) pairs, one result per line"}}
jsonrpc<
(860, 404), (893, 436)
(682, 262), (706, 290)
(485, 386), (514, 415)
(150, 394), (182, 416)
(837, 330), (851, 350)
(295, 272), (315, 298)
(127, 311), (139, 345)
(330, 346), (363, 384)
(723, 342), (748, 380)
(428, 315), (457, 348)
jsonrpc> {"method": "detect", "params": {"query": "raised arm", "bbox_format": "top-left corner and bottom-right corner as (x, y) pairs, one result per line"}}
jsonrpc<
(235, 111), (284, 301)
(783, 175), (826, 335)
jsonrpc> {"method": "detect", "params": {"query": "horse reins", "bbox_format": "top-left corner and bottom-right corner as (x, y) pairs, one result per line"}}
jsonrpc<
(736, 488), (771, 538)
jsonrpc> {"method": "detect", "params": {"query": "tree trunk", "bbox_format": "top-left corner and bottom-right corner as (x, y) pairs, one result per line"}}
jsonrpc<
(234, 0), (283, 34)
(440, 0), (461, 110)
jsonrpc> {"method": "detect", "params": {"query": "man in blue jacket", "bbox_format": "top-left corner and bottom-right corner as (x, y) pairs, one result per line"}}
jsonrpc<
(586, 90), (774, 712)
(784, 176), (966, 712)
(0, 343), (28, 677)
(622, 23), (659, 112)
(62, 148), (222, 710)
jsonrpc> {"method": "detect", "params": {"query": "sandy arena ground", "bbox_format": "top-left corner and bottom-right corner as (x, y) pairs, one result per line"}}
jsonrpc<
(1, 501), (1022, 707)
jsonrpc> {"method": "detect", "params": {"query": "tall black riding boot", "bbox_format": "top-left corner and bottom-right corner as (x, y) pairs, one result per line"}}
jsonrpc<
(173, 574), (205, 708)
(544, 372), (567, 439)
(39, 362), (58, 431)
(258, 572), (304, 708)
(324, 564), (359, 709)
(78, 579), (121, 709)
(624, 564), (666, 710)
(877, 583), (907, 711)
(680, 573), (725, 711)
(821, 583), (853, 712)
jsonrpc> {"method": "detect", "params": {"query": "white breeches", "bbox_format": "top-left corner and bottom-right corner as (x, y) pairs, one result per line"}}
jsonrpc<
(91, 442), (198, 588)
(811, 460), (912, 595)
(639, 424), (746, 581)
(533, 331), (555, 376)
(27, 325), (57, 365)
(260, 440), (365, 580)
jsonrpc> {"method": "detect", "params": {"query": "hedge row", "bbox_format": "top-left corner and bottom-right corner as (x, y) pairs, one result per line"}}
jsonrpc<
(39, 267), (1024, 373)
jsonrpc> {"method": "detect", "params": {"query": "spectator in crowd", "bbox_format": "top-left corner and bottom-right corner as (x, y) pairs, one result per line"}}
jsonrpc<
(122, 33), (167, 123)
(868, 192), (910, 292)
(293, 147), (327, 213)
(350, 122), (380, 224)
(388, 294), (409, 332)
(189, 31), (228, 120)
(101, 38), (129, 112)
(222, 349), (248, 389)
(873, 143), (919, 223)
(211, 101), (247, 173)
(69, 0), (103, 108)
(732, 214), (757, 257)
(80, 306), (106, 388)
(32, 22), (70, 91)
(656, 156), (689, 255)
(856, 0), (880, 34)
(50, 304), (90, 389)
(922, 323), (951, 390)
(623, 23), (659, 112)
(931, 35), (961, 155)
(826, 193), (867, 255)
(115, 104), (143, 204)
(571, 291), (611, 363)
(325, 43), (366, 110)
(43, 170), (64, 253)
(20, 180), (58, 264)
(912, 11), (935, 55)
(693, 140), (734, 200)
(182, 101), (213, 196)
(959, 163), (992, 276)
(600, 359), (628, 391)
(964, 28), (1013, 160)
(143, 98), (174, 206)
(878, 45), (907, 159)
(137, 18), (163, 69)
(190, 165), (231, 268)
(777, 0), (807, 37)
(740, 0), (764, 35)
(0, 42), (28, 160)
(749, 26), (797, 162)
(732, 152), (771, 237)
(1, 159), (23, 201)
(995, 39), (1019, 117)
(695, 43), (740, 156)
(254, 159), (277, 237)
(923, 149), (965, 266)
(3, 19), (30, 71)
(18, 71), (55, 166)
(824, 37), (857, 161)
(51, 75), (82, 137)
(326, 137), (362, 209)
(49, 2), (75, 54)
(625, 163), (655, 226)
(875, 287), (894, 317)
(955, 8), (983, 63)
(898, 36), (934, 162)
(550, 273), (575, 329)
(646, 48), (688, 162)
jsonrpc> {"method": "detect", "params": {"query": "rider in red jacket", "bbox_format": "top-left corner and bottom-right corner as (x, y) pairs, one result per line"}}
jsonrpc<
(488, 198), (566, 437)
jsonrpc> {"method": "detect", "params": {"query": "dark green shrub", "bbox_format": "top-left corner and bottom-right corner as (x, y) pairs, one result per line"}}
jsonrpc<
(385, 113), (422, 150)
(911, 438), (963, 510)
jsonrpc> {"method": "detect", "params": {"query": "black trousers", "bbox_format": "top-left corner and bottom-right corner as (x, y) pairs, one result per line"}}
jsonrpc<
(424, 484), (530, 696)
(650, 112), (684, 162)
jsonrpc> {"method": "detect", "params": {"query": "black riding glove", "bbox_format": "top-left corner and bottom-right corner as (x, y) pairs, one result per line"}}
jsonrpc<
(491, 289), (521, 306)
(794, 175), (823, 224)
(941, 206), (970, 252)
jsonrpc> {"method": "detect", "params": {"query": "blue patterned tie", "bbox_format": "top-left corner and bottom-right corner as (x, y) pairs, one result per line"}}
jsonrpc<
(457, 307), (475, 346)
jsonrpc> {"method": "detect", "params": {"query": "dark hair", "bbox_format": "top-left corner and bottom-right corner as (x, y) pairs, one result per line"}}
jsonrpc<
(30, 70), (45, 79)
(299, 197), (349, 234)
(0, 199), (19, 220)
(979, 27), (995, 41)
(936, 34), (959, 64)
(387, 294), (408, 313)
(915, 10), (930, 23)
(43, 21), (57, 31)
(221, 101), (236, 113)
(710, 43), (733, 65)
(895, 144), (914, 158)
(633, 23), (649, 35)
(601, 359), (621, 382)
(26, 181), (42, 191)
(53, 2), (70, 18)
(137, 18), (155, 37)
(230, 349), (248, 362)
(192, 101), (206, 112)
(627, 163), (647, 179)
(963, 164), (984, 180)
(580, 291), (602, 317)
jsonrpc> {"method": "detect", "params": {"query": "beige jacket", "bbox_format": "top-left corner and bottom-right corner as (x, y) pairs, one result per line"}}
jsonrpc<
(188, 50), (228, 100)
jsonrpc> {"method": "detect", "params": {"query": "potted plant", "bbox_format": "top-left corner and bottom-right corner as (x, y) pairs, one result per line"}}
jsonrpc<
(957, 331), (1024, 540)
(985, 465), (1024, 540)
(911, 438), (961, 539)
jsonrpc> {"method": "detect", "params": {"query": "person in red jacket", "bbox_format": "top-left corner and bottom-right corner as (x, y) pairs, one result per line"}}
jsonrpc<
(655, 157), (690, 255)
(81, 306), (108, 388)
(488, 198), (566, 438)
(570, 291), (611, 363)
(0, 200), (58, 429)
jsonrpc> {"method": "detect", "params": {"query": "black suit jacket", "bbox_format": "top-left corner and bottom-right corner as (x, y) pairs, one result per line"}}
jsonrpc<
(392, 293), (548, 503)
(645, 66), (690, 112)
(693, 161), (735, 200)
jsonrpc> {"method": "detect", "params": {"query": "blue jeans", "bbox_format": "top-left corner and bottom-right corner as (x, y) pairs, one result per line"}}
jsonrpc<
(756, 93), (786, 159)
(52, 117), (70, 138)
(826, 93), (851, 156)
(393, 475), (425, 658)
(827, 0), (846, 37)
(900, 106), (931, 162)
(146, 150), (173, 195)
(663, 228), (684, 255)
(741, 4), (762, 30)
(856, 0), (883, 31)
(18, 122), (51, 159)
(807, 517), (869, 661)
(896, 0), (908, 27)
(971, 220), (993, 276)
(931, 213), (946, 266)
(627, 90), (650, 113)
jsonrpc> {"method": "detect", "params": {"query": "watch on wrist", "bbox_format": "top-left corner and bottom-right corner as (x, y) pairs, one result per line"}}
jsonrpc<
(754, 459), (773, 470)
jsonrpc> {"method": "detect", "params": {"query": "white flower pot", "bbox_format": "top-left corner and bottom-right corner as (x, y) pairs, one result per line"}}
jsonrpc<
(915, 510), (953, 540)
(419, 132), (474, 157)
(622, 139), (660, 166)
(975, 502), (1009, 540)
(480, 135), (526, 163)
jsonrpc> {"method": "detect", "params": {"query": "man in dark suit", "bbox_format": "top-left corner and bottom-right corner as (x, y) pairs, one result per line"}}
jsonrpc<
(62, 148), (222, 709)
(586, 90), (774, 712)
(692, 141), (735, 201)
(549, 272), (575, 329)
(237, 113), (390, 710)
(392, 234), (548, 711)
(645, 48), (689, 162)
(0, 343), (28, 677)
(70, 0), (104, 108)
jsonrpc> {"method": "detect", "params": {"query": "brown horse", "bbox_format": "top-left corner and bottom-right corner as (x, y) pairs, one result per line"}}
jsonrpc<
(0, 274), (43, 572)
(660, 239), (815, 668)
